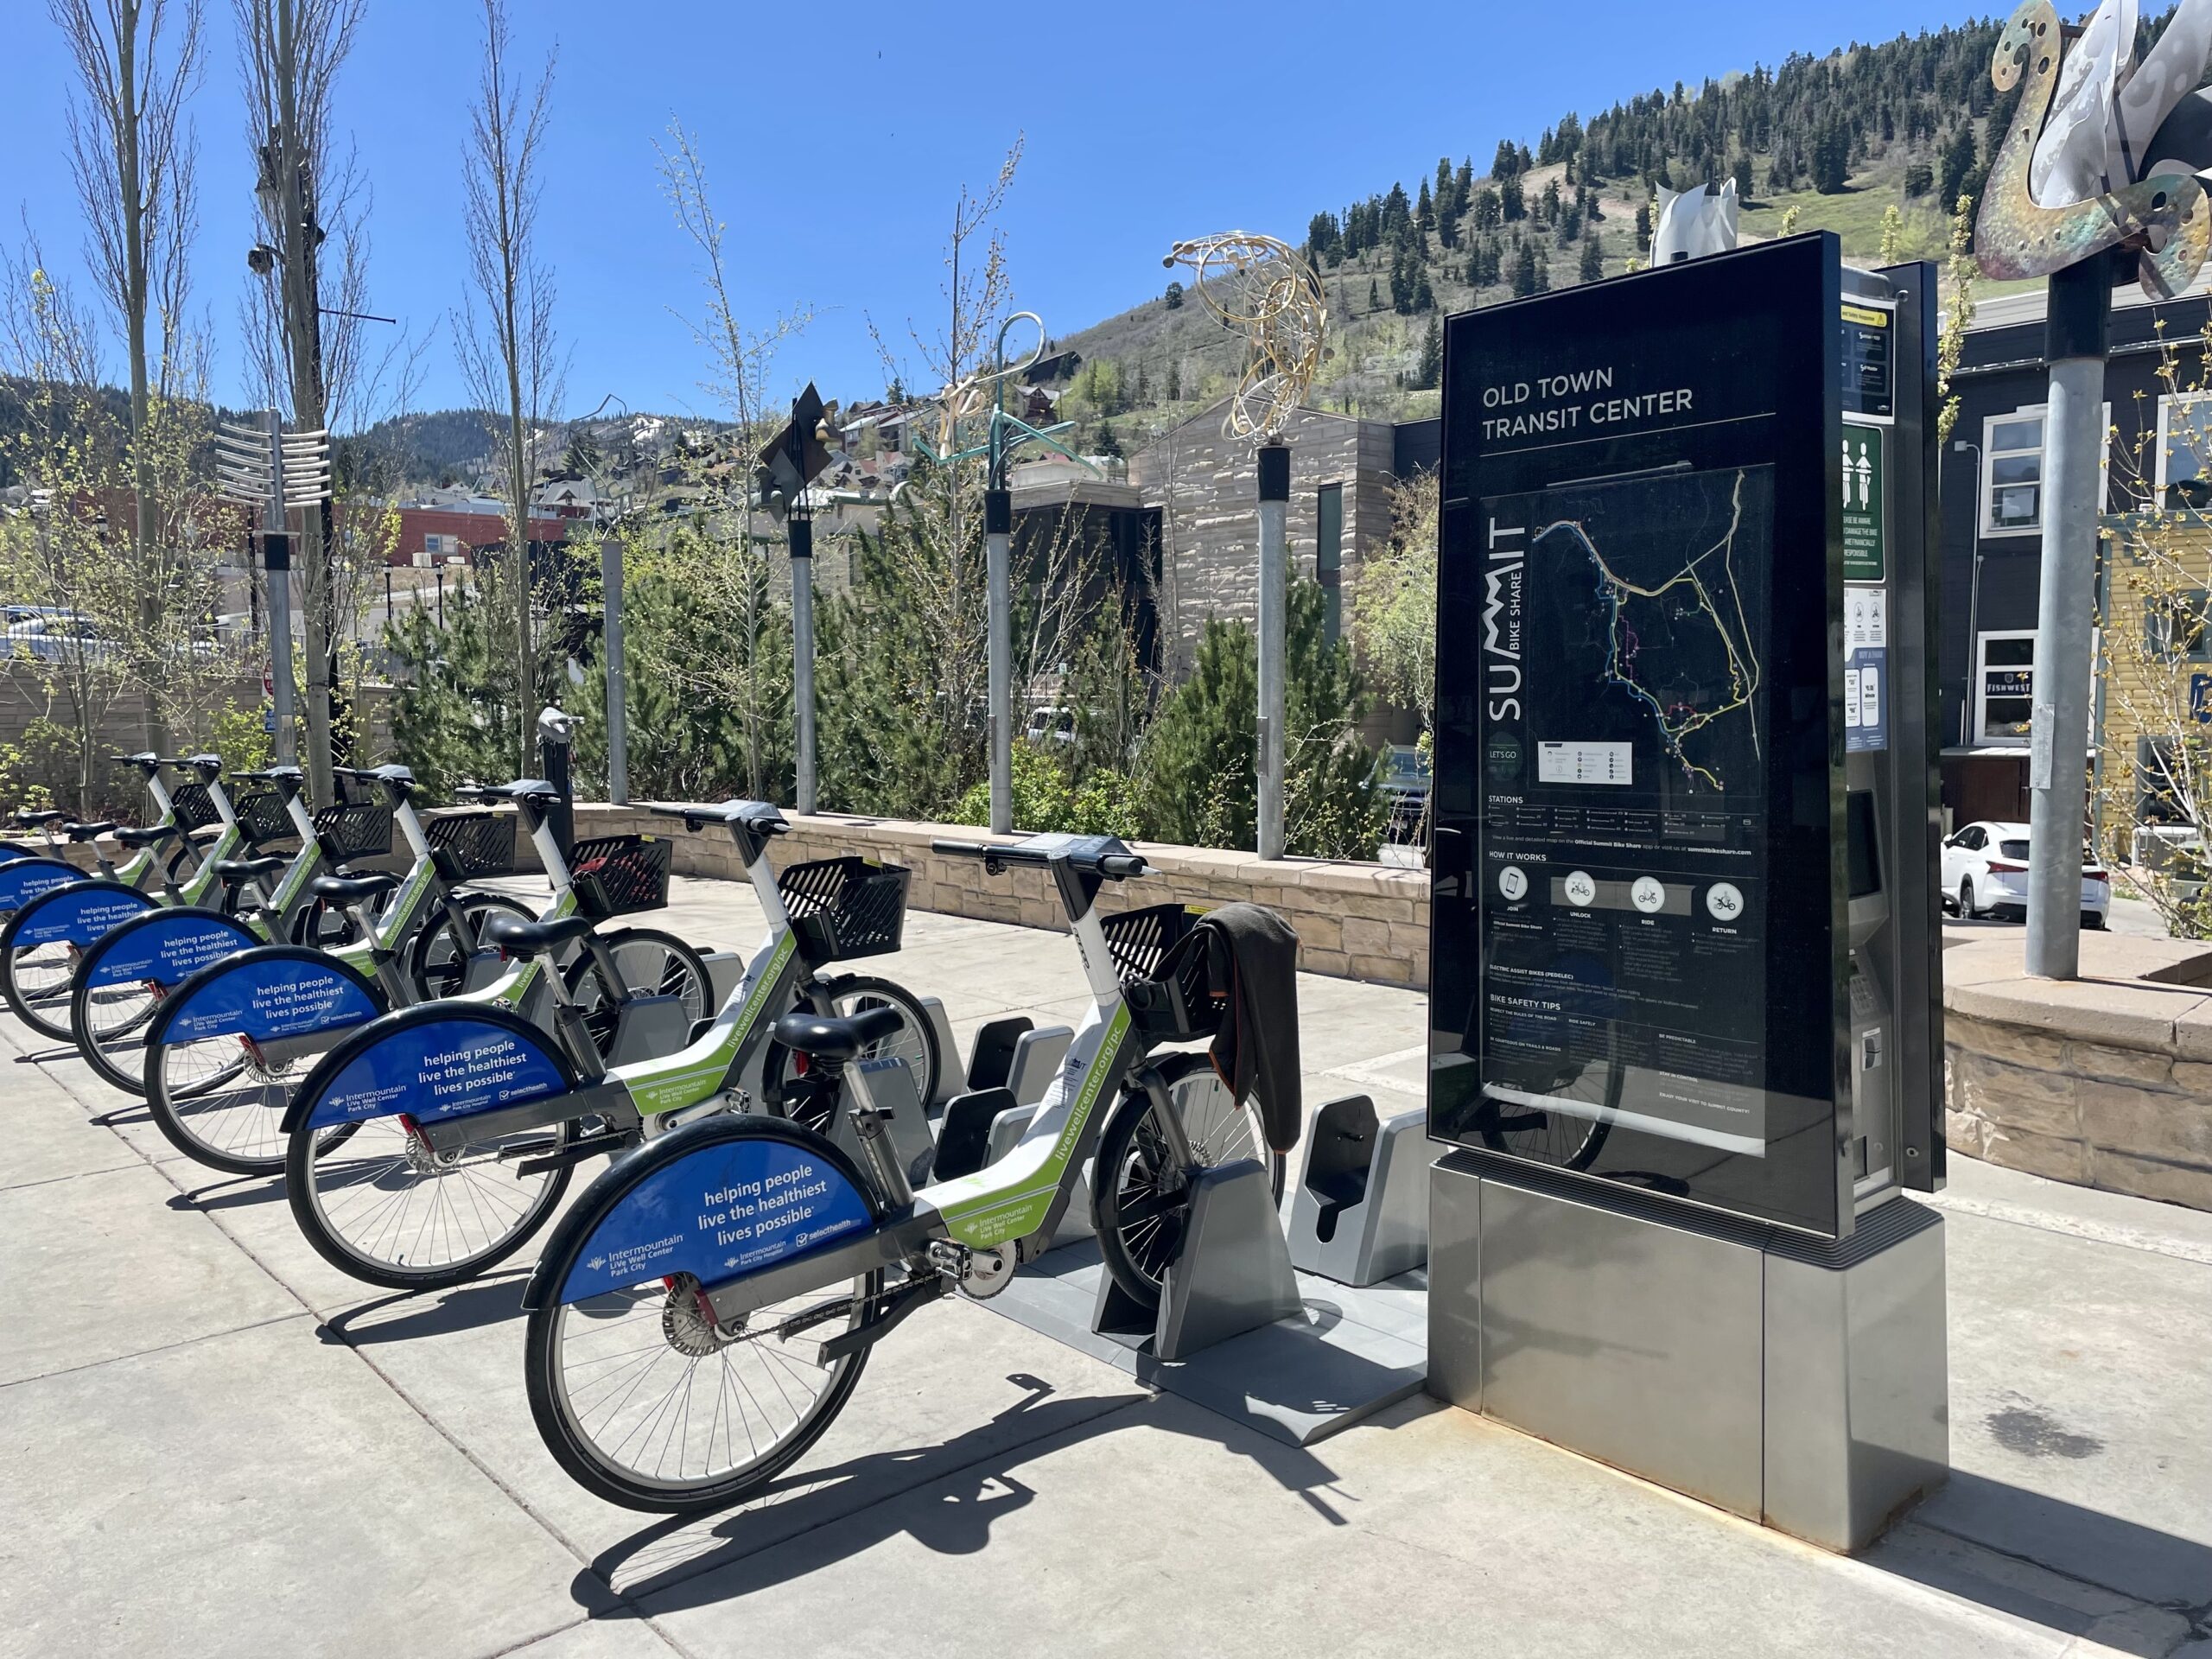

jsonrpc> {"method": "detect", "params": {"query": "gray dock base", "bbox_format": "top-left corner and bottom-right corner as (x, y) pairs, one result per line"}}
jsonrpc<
(983, 1237), (1427, 1448)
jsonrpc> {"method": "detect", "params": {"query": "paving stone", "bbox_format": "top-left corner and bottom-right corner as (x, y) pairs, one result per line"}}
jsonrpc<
(0, 1159), (302, 1384)
(0, 1318), (603, 1659)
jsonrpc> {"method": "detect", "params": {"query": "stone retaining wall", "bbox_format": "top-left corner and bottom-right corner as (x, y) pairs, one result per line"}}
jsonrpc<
(1944, 933), (2212, 1211)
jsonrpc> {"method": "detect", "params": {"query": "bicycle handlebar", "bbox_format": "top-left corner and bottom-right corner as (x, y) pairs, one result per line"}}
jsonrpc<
(929, 838), (1147, 880)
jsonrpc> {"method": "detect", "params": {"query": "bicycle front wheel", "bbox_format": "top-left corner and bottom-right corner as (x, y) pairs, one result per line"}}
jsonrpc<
(524, 1116), (880, 1511)
(561, 926), (712, 1058)
(762, 974), (942, 1128)
(1092, 1049), (1282, 1313)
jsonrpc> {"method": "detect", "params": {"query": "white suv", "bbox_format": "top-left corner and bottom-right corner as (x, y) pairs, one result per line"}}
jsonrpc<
(1941, 820), (2110, 928)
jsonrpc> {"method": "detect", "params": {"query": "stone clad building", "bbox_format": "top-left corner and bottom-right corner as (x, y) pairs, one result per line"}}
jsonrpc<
(1126, 401), (1424, 679)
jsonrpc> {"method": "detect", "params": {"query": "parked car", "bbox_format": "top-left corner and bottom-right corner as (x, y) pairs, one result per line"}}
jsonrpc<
(1940, 820), (2110, 927)
(5, 608), (118, 664)
(1378, 743), (1431, 841)
(1024, 706), (1077, 747)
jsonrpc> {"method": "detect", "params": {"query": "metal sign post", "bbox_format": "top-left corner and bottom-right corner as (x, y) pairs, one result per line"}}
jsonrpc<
(601, 536), (629, 804)
(1256, 445), (1291, 860)
(788, 509), (817, 816)
(216, 409), (328, 770)
(985, 487), (1013, 832)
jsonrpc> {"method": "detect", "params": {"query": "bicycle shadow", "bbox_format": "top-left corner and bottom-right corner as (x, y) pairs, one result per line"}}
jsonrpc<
(582, 1372), (1350, 1615)
(319, 1273), (532, 1345)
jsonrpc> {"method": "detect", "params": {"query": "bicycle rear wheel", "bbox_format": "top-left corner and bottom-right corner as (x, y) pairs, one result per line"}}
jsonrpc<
(1092, 1050), (1282, 1312)
(524, 1116), (880, 1511)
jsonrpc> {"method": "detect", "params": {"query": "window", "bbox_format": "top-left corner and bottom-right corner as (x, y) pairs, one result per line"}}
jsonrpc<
(1980, 402), (2109, 537)
(2146, 588), (2212, 661)
(1983, 411), (2044, 533)
(2158, 392), (2212, 508)
(1316, 482), (1344, 645)
(1974, 631), (2036, 743)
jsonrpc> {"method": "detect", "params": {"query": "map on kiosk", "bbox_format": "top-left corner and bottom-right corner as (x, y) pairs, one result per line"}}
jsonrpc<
(1514, 467), (1770, 799)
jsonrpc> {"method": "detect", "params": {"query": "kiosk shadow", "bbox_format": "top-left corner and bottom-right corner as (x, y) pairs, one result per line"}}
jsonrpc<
(1872, 1473), (2212, 1654)
(583, 1374), (1345, 1616)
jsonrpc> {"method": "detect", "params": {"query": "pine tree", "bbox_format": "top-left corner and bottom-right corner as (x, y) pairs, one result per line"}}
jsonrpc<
(1166, 359), (1181, 402)
(1368, 276), (1382, 312)
(1414, 269), (1435, 312)
(1579, 235), (1605, 282)
(1095, 419), (1122, 458)
(1510, 239), (1540, 298)
(1633, 200), (1650, 251)
(1938, 124), (1979, 209)
(1415, 315), (1441, 390)
(1500, 175), (1525, 221)
(1165, 280), (1185, 309)
(1416, 178), (1434, 232)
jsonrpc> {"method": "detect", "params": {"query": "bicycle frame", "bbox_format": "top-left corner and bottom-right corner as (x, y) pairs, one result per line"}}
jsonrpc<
(527, 833), (1188, 1329)
(402, 807), (814, 1155)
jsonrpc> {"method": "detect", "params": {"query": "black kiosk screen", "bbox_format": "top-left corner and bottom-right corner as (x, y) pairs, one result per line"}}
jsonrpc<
(1474, 466), (1774, 1157)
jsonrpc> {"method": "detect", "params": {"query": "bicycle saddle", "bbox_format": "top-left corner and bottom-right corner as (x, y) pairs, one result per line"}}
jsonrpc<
(308, 871), (398, 907)
(16, 810), (67, 828)
(772, 1005), (905, 1062)
(481, 912), (594, 956)
(114, 824), (179, 848)
(64, 821), (118, 842)
(215, 855), (289, 881)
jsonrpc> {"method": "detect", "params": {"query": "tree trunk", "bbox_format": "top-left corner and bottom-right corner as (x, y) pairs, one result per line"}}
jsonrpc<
(118, 0), (168, 763)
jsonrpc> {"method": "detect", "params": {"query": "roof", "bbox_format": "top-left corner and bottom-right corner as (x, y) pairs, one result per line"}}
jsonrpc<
(1962, 271), (2212, 334)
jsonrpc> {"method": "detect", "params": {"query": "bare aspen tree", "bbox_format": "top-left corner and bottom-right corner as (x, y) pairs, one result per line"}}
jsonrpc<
(237, 0), (364, 799)
(454, 0), (562, 776)
(653, 118), (811, 798)
(49, 0), (206, 757)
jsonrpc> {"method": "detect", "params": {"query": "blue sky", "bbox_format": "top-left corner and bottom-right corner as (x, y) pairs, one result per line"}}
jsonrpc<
(2, 0), (1977, 427)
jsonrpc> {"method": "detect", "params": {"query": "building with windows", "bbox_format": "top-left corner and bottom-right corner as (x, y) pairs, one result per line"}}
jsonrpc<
(1939, 280), (2209, 828)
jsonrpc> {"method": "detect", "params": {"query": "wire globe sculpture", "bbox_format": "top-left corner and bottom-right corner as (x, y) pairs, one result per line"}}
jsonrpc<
(1164, 232), (1327, 445)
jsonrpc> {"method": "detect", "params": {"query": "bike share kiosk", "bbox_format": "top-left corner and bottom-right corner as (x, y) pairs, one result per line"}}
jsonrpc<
(1425, 233), (1948, 1551)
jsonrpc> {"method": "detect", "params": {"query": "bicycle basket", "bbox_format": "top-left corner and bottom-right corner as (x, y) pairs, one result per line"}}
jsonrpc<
(571, 834), (671, 918)
(778, 855), (911, 963)
(1100, 902), (1224, 1040)
(170, 782), (220, 832)
(232, 789), (294, 846)
(313, 799), (394, 861)
(426, 809), (517, 879)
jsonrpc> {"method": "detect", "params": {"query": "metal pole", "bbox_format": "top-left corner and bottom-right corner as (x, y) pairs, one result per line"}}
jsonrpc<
(2024, 253), (2111, 980)
(986, 486), (1013, 834)
(264, 409), (300, 768)
(601, 535), (628, 804)
(790, 512), (817, 815)
(1256, 444), (1290, 860)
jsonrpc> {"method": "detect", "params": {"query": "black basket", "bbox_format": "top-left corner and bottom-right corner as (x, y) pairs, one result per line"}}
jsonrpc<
(571, 834), (671, 918)
(1101, 902), (1224, 1039)
(426, 810), (518, 878)
(233, 789), (295, 846)
(778, 856), (911, 963)
(314, 799), (394, 861)
(171, 782), (220, 832)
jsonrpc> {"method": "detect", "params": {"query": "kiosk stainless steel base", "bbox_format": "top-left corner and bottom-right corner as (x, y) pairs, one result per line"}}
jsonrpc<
(1427, 1150), (1948, 1553)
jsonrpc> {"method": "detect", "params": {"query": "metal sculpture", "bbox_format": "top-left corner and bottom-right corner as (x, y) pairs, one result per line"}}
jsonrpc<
(1162, 232), (1327, 445)
(1974, 0), (2212, 296)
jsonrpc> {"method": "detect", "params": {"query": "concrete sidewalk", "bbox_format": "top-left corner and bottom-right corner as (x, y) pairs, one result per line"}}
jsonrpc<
(0, 875), (2206, 1657)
